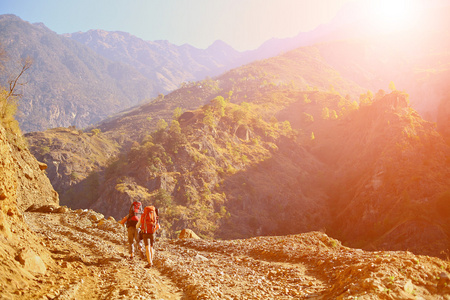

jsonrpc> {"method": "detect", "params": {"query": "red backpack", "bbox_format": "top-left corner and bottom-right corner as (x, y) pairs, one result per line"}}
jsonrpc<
(140, 206), (159, 234)
(128, 201), (143, 222)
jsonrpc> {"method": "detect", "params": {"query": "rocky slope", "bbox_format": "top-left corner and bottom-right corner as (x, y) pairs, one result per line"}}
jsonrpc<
(24, 126), (120, 208)
(2, 118), (450, 299)
(26, 78), (450, 257)
(0, 15), (157, 133)
(307, 91), (450, 257)
(67, 30), (243, 92)
(0, 123), (58, 213)
(5, 204), (450, 299)
(0, 123), (59, 298)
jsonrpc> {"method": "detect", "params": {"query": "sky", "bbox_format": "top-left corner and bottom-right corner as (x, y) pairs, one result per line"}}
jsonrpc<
(0, 0), (357, 51)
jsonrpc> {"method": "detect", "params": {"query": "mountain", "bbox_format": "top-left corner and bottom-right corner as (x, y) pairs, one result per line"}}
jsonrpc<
(252, 3), (450, 125)
(0, 14), (157, 133)
(66, 30), (244, 92)
(27, 40), (450, 257)
(0, 15), (247, 133)
(26, 43), (368, 215)
(65, 2), (450, 128)
(2, 100), (450, 298)
(3, 2), (450, 134)
(4, 82), (450, 299)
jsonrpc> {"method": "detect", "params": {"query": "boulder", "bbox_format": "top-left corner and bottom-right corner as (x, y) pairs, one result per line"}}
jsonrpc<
(16, 249), (47, 275)
(179, 228), (200, 239)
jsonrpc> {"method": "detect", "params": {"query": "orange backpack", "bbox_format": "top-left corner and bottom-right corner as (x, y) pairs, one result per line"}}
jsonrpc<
(140, 206), (159, 234)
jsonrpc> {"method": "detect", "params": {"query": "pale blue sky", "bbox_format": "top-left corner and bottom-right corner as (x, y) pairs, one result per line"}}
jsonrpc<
(0, 0), (356, 51)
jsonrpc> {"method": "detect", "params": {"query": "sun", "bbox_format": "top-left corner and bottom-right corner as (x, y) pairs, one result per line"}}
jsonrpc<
(365, 0), (421, 34)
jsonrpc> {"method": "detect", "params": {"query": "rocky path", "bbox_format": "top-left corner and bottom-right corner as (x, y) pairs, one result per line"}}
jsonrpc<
(23, 210), (183, 299)
(156, 239), (328, 299)
(20, 207), (450, 299)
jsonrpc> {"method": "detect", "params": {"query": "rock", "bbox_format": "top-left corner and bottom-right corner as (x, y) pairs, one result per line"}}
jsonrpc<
(179, 229), (201, 239)
(16, 249), (47, 275)
(437, 272), (449, 291)
(87, 211), (104, 223)
(36, 205), (57, 213)
(55, 206), (69, 213)
(38, 162), (47, 170)
(403, 279), (415, 294)
(0, 210), (12, 238)
(194, 254), (209, 261)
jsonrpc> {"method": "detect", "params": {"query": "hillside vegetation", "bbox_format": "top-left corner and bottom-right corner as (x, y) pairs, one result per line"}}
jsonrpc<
(28, 43), (450, 257)
(3, 74), (450, 298)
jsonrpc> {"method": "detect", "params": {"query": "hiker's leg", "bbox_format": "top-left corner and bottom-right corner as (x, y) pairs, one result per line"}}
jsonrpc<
(145, 245), (151, 265)
(132, 227), (139, 254)
(143, 234), (152, 266)
(149, 233), (155, 265)
(127, 227), (135, 257)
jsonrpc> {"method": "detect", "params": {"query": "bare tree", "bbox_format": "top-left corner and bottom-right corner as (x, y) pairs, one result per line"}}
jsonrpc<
(1, 55), (33, 119)
(6, 57), (33, 99)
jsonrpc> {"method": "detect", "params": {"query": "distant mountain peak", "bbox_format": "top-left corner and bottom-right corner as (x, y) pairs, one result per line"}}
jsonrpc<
(207, 40), (236, 52)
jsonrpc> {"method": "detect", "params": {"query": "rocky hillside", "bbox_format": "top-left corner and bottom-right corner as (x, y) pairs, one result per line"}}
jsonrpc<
(0, 120), (59, 297)
(67, 30), (243, 92)
(0, 123), (58, 213)
(3, 204), (450, 299)
(2, 111), (450, 299)
(25, 39), (450, 257)
(301, 91), (450, 256)
(3, 111), (450, 299)
(0, 15), (253, 133)
(0, 14), (157, 132)
(24, 126), (120, 209)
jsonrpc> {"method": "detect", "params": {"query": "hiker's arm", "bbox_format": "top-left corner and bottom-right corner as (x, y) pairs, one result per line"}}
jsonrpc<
(136, 218), (141, 229)
(119, 216), (128, 225)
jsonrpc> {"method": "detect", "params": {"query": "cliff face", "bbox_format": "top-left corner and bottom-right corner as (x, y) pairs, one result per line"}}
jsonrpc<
(320, 92), (450, 256)
(0, 125), (59, 293)
(25, 127), (119, 208)
(1, 127), (58, 213)
(0, 125), (20, 237)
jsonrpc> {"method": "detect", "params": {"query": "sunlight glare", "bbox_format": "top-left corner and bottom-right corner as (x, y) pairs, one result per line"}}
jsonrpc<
(365, 0), (422, 34)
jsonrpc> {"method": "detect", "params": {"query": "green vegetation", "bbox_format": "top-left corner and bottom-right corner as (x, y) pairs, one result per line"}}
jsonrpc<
(20, 24), (450, 254)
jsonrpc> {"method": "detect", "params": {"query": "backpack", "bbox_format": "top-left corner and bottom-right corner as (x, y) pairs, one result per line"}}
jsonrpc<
(140, 206), (159, 234)
(127, 201), (143, 226)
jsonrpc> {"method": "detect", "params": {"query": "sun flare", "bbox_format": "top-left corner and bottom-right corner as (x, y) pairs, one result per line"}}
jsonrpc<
(365, 0), (422, 33)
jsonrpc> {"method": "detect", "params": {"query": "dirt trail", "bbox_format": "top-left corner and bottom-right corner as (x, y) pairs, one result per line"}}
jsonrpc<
(19, 208), (450, 299)
(24, 210), (183, 300)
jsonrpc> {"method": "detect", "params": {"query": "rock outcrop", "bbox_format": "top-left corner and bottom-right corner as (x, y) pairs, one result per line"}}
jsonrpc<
(0, 124), (59, 295)
(179, 228), (201, 239)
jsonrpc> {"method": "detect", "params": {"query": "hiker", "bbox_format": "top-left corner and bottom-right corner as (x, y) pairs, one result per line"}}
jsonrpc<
(119, 201), (144, 259)
(137, 205), (159, 268)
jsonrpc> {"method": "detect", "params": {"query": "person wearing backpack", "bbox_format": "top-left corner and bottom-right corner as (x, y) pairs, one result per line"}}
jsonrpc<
(119, 201), (144, 259)
(136, 205), (159, 268)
